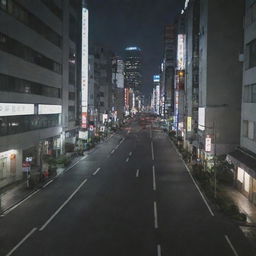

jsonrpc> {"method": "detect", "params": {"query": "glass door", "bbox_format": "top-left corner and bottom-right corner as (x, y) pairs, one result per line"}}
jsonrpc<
(0, 158), (7, 179)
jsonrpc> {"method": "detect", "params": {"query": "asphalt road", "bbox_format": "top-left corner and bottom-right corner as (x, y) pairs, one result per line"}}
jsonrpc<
(0, 115), (254, 256)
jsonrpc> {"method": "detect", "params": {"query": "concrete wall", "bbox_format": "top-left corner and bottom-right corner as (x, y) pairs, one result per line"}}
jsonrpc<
(199, 0), (244, 154)
(241, 1), (256, 154)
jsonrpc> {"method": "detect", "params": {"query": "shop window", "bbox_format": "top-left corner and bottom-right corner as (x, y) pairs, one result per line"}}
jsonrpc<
(0, 32), (62, 74)
(244, 172), (250, 193)
(248, 121), (254, 140)
(0, 74), (61, 98)
(41, 0), (62, 19)
(237, 167), (244, 183)
(245, 39), (256, 70)
(0, 114), (60, 137)
(1, 0), (62, 47)
(244, 84), (256, 103)
(245, 2), (256, 27)
(243, 120), (249, 137)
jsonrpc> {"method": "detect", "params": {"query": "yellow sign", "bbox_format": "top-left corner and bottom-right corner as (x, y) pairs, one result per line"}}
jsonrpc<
(187, 116), (192, 132)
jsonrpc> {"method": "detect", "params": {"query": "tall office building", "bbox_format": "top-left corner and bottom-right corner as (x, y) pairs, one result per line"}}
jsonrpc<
(174, 14), (186, 134)
(112, 57), (125, 123)
(197, 0), (243, 161)
(124, 47), (142, 92)
(162, 25), (176, 119)
(227, 0), (256, 205)
(93, 46), (114, 127)
(183, 0), (200, 156)
(0, 0), (82, 187)
(153, 75), (161, 115)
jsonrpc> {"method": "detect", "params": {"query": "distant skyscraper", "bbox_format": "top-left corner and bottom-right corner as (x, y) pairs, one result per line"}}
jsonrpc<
(124, 47), (142, 92)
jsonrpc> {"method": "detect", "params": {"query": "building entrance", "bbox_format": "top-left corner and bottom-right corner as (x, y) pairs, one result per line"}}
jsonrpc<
(0, 158), (7, 179)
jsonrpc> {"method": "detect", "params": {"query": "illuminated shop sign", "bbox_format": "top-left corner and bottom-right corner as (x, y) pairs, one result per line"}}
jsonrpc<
(156, 85), (160, 115)
(79, 130), (88, 140)
(177, 34), (186, 70)
(184, 0), (190, 9)
(205, 135), (212, 152)
(153, 75), (160, 83)
(81, 7), (89, 128)
(0, 150), (17, 159)
(38, 105), (62, 115)
(125, 47), (141, 51)
(0, 103), (34, 116)
(198, 107), (205, 131)
(187, 116), (192, 132)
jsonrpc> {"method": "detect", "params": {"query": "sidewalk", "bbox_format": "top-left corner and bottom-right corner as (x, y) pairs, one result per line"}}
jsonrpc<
(222, 185), (256, 224)
(0, 132), (117, 215)
(0, 154), (84, 215)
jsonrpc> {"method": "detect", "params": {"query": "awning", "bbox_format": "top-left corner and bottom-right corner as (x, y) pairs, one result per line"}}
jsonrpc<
(227, 148), (256, 179)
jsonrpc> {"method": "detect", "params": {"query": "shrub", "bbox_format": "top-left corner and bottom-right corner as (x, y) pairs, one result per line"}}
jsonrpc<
(169, 131), (176, 139)
(181, 150), (191, 163)
(56, 155), (71, 167)
(65, 143), (75, 153)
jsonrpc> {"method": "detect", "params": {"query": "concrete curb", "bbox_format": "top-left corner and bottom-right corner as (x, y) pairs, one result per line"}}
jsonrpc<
(0, 132), (118, 216)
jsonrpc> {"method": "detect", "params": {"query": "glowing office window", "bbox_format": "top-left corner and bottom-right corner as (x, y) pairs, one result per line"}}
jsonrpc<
(244, 172), (250, 193)
(237, 167), (244, 183)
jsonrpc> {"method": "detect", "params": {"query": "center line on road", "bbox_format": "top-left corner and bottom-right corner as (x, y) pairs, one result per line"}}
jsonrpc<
(151, 141), (155, 161)
(152, 165), (156, 191)
(126, 157), (129, 162)
(92, 168), (101, 176)
(129, 152), (132, 156)
(157, 244), (162, 256)
(136, 169), (140, 177)
(39, 178), (88, 231)
(154, 201), (158, 229)
(111, 149), (115, 154)
(6, 227), (37, 256)
(225, 235), (239, 256)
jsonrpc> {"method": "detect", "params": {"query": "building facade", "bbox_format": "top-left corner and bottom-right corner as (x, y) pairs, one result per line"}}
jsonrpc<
(197, 0), (244, 165)
(227, 0), (256, 205)
(112, 57), (125, 124)
(92, 46), (114, 130)
(0, 0), (82, 187)
(183, 0), (200, 157)
(162, 25), (177, 120)
(124, 47), (142, 92)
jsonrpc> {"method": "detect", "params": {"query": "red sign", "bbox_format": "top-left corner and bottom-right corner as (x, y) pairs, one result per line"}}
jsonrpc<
(82, 112), (87, 128)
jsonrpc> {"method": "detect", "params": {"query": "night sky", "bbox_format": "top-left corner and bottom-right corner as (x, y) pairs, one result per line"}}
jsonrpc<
(88, 0), (184, 97)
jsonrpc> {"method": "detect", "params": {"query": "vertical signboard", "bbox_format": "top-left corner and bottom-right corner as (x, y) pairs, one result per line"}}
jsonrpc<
(177, 34), (186, 70)
(81, 7), (89, 128)
(205, 135), (212, 152)
(187, 116), (192, 132)
(156, 85), (160, 115)
(198, 107), (205, 131)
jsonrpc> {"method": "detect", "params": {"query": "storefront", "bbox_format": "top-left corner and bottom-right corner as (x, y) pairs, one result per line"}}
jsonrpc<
(0, 149), (22, 188)
(0, 150), (17, 179)
(227, 148), (256, 206)
(22, 147), (38, 169)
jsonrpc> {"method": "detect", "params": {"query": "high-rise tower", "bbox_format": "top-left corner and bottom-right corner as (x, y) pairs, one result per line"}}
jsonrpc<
(124, 47), (142, 92)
